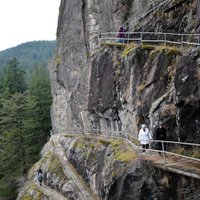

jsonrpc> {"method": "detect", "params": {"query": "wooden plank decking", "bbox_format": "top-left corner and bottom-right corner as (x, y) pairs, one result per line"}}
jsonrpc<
(142, 153), (200, 179)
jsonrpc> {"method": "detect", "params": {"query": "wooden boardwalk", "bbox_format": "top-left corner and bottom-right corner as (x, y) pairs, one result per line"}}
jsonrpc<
(142, 152), (200, 179)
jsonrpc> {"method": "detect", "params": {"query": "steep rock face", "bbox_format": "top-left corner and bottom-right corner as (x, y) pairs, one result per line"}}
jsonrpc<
(87, 45), (179, 137)
(50, 0), (89, 132)
(136, 0), (199, 34)
(175, 49), (200, 142)
(50, 0), (151, 133)
(50, 0), (200, 143)
(88, 44), (200, 141)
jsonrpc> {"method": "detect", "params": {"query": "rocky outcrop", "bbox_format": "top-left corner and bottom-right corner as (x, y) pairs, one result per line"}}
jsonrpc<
(17, 135), (141, 199)
(17, 135), (200, 200)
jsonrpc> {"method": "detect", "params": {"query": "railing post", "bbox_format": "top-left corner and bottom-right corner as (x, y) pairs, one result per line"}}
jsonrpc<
(127, 33), (130, 43)
(98, 33), (101, 45)
(162, 141), (166, 164)
(164, 33), (166, 46)
(140, 32), (143, 45)
(138, 142), (140, 155)
(181, 34), (183, 49)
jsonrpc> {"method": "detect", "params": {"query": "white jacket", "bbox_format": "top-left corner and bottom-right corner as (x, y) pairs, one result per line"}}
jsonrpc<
(138, 128), (152, 145)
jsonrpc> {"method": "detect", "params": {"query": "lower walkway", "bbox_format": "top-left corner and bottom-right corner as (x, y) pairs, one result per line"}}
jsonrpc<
(51, 131), (200, 180)
(141, 151), (200, 179)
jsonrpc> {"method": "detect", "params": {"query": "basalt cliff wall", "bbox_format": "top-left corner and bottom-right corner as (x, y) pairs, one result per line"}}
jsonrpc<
(50, 0), (200, 142)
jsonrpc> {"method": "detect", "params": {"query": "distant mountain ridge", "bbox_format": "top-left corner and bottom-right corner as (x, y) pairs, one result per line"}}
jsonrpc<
(0, 40), (56, 73)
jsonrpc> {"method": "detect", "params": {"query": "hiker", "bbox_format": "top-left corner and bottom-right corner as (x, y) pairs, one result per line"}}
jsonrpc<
(138, 124), (152, 154)
(117, 26), (126, 43)
(37, 169), (44, 186)
(155, 123), (167, 153)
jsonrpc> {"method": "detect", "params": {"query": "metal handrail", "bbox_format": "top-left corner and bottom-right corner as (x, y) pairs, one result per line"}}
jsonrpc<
(150, 139), (200, 147)
(99, 31), (200, 47)
(100, 31), (200, 36)
(52, 127), (200, 146)
(121, 0), (171, 29)
(52, 138), (90, 200)
(51, 128), (200, 163)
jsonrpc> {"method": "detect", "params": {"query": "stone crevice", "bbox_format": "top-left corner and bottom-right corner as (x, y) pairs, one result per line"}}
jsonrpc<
(81, 0), (90, 58)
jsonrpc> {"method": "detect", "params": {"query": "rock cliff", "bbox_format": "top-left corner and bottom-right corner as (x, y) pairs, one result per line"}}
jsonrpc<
(49, 0), (200, 142)
(18, 0), (200, 199)
(17, 134), (200, 200)
(49, 0), (151, 133)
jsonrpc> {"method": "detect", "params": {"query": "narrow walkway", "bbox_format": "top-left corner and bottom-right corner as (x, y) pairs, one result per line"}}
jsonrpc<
(142, 152), (200, 179)
(51, 135), (99, 200)
(53, 132), (200, 180)
(100, 133), (200, 179)
(100, 31), (200, 47)
(17, 179), (68, 200)
(33, 180), (68, 200)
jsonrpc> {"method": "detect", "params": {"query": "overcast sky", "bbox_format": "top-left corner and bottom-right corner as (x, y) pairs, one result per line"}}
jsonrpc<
(0, 0), (60, 51)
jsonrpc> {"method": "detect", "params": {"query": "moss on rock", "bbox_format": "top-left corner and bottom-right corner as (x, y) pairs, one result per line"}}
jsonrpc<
(110, 139), (137, 163)
(22, 194), (32, 200)
(21, 183), (47, 200)
(46, 153), (65, 178)
(122, 43), (136, 57)
(115, 149), (137, 163)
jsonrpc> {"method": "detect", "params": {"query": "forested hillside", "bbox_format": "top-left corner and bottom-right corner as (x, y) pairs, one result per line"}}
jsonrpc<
(0, 54), (53, 198)
(0, 41), (56, 74)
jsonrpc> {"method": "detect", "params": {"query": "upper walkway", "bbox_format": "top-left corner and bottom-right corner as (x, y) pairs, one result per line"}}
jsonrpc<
(99, 32), (200, 48)
(51, 128), (200, 180)
(97, 0), (200, 48)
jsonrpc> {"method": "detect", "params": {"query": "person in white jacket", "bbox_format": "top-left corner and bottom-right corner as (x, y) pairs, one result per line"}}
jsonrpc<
(138, 124), (152, 154)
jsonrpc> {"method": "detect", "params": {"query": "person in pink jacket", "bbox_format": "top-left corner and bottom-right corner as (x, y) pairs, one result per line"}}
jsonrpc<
(138, 124), (152, 154)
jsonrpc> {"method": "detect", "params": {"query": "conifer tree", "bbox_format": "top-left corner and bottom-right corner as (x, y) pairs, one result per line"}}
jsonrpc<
(0, 93), (27, 198)
(24, 65), (52, 164)
(0, 59), (52, 199)
(2, 57), (26, 95)
(0, 58), (27, 199)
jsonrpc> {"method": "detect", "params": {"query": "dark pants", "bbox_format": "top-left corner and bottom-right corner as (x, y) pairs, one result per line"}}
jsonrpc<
(142, 144), (149, 152)
(157, 142), (165, 153)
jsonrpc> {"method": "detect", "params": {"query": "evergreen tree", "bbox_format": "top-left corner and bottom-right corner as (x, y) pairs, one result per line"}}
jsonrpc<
(0, 59), (52, 200)
(0, 40), (56, 75)
(2, 57), (26, 95)
(24, 65), (52, 165)
(0, 93), (27, 199)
